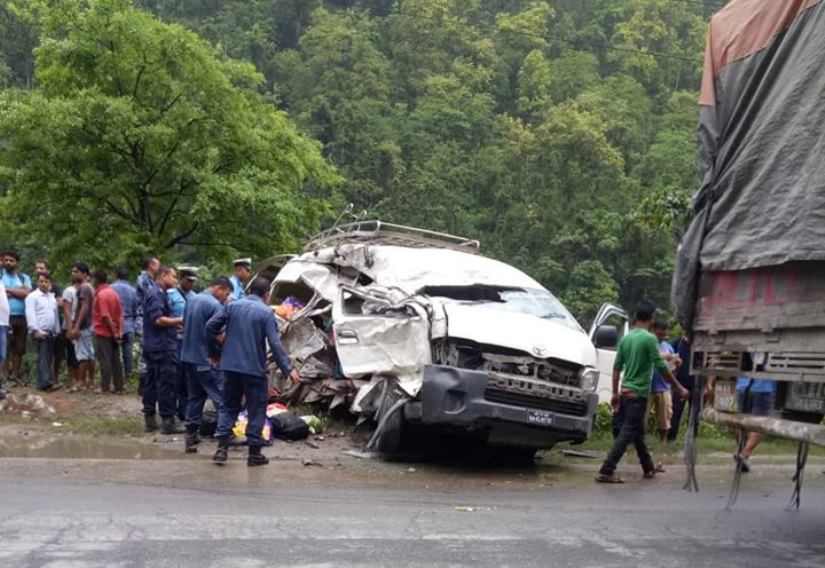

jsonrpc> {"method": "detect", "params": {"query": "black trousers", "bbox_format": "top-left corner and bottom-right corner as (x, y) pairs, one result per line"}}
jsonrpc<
(142, 350), (178, 419)
(94, 335), (123, 393)
(600, 396), (654, 475)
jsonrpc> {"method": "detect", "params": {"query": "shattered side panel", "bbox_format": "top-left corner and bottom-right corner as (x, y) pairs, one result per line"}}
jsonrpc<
(332, 286), (432, 392)
(274, 261), (344, 301)
(333, 313), (431, 382)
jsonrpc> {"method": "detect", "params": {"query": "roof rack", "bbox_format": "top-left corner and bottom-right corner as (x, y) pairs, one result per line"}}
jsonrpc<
(304, 220), (481, 253)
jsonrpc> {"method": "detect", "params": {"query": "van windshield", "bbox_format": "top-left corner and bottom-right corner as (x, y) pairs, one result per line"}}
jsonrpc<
(420, 285), (581, 330)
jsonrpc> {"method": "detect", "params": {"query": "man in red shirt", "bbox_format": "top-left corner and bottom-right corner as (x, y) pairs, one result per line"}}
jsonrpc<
(92, 270), (124, 394)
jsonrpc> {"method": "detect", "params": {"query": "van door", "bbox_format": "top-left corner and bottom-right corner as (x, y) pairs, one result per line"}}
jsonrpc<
(332, 286), (431, 384)
(589, 304), (629, 403)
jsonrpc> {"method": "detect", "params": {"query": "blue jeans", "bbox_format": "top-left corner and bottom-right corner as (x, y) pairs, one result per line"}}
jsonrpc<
(120, 332), (134, 378)
(215, 371), (268, 447)
(142, 350), (178, 419)
(184, 363), (230, 434)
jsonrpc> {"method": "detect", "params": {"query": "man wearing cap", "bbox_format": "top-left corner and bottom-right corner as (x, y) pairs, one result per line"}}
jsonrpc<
(168, 267), (198, 421)
(229, 258), (251, 302)
(207, 276), (300, 467)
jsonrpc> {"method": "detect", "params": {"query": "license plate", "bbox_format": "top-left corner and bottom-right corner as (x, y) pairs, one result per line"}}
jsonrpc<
(714, 379), (737, 412)
(526, 409), (553, 427)
(785, 382), (825, 413)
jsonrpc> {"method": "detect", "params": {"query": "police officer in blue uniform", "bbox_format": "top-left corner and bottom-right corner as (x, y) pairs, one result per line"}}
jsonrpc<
(207, 276), (299, 466)
(168, 267), (198, 422)
(228, 258), (251, 302)
(180, 276), (232, 454)
(142, 266), (184, 434)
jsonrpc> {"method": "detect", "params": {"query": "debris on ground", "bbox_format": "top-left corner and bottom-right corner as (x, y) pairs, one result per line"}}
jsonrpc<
(562, 449), (601, 459)
(343, 449), (379, 460)
(0, 394), (56, 417)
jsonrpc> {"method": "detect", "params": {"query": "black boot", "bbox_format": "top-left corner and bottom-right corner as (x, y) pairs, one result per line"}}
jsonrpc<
(161, 416), (185, 435)
(184, 425), (201, 454)
(213, 436), (229, 464)
(247, 445), (269, 467)
(144, 414), (159, 433)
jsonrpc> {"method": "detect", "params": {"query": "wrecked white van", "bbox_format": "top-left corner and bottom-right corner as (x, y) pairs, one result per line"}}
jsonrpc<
(261, 221), (625, 454)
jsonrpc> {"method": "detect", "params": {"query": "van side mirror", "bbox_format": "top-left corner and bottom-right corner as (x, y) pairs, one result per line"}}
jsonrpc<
(594, 325), (618, 349)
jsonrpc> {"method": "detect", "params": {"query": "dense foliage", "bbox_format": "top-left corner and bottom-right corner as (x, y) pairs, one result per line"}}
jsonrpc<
(1, 0), (721, 324)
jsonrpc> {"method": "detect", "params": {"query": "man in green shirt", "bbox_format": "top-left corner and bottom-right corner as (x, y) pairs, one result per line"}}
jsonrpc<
(596, 300), (689, 483)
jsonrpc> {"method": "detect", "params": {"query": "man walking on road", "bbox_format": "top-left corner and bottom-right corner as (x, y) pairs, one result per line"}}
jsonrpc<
(142, 266), (184, 434)
(2, 251), (32, 387)
(92, 270), (124, 394)
(24, 272), (61, 392)
(110, 267), (137, 380)
(596, 301), (689, 483)
(180, 276), (232, 454)
(207, 276), (299, 466)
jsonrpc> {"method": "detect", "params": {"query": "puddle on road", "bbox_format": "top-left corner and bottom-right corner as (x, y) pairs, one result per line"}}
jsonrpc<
(0, 437), (181, 460)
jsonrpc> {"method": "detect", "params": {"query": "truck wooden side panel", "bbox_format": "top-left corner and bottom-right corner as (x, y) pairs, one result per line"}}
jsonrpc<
(692, 262), (825, 384)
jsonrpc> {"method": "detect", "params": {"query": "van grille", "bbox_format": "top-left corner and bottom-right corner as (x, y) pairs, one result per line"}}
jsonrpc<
(484, 388), (589, 417)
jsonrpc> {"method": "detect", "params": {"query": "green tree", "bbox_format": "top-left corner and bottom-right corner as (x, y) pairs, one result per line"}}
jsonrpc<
(0, 0), (338, 273)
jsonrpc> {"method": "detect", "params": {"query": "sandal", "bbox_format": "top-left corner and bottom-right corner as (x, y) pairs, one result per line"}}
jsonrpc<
(595, 473), (625, 484)
(643, 470), (656, 479)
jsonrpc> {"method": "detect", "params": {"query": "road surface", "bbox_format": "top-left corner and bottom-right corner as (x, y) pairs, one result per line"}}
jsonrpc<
(0, 443), (823, 568)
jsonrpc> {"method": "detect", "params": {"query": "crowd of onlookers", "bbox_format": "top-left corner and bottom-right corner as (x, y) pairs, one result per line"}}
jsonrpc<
(0, 250), (250, 404)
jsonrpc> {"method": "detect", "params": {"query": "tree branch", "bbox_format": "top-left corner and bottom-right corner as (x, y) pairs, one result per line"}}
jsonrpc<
(163, 222), (200, 250)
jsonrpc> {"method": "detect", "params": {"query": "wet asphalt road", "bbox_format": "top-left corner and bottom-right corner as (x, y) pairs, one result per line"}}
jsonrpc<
(1, 453), (824, 568)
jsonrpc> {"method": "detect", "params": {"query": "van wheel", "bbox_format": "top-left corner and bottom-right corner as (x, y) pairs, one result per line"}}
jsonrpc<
(374, 405), (404, 454)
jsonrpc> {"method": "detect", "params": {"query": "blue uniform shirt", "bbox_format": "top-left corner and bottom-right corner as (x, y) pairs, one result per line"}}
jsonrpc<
(228, 275), (245, 302)
(206, 294), (292, 378)
(142, 284), (178, 353)
(181, 291), (224, 368)
(167, 287), (195, 318)
(651, 341), (675, 393)
(2, 271), (32, 317)
(110, 279), (138, 334)
(135, 271), (154, 316)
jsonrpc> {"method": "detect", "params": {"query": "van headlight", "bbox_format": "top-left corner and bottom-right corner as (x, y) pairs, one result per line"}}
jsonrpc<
(580, 368), (600, 391)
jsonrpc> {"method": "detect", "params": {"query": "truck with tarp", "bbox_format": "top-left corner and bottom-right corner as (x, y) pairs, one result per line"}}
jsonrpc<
(672, 0), (825, 504)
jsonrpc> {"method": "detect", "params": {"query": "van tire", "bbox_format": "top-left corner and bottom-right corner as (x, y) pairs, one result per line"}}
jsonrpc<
(374, 405), (404, 454)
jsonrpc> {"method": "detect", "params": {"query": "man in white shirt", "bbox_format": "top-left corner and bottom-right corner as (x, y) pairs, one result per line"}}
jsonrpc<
(25, 272), (61, 392)
(0, 278), (9, 399)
